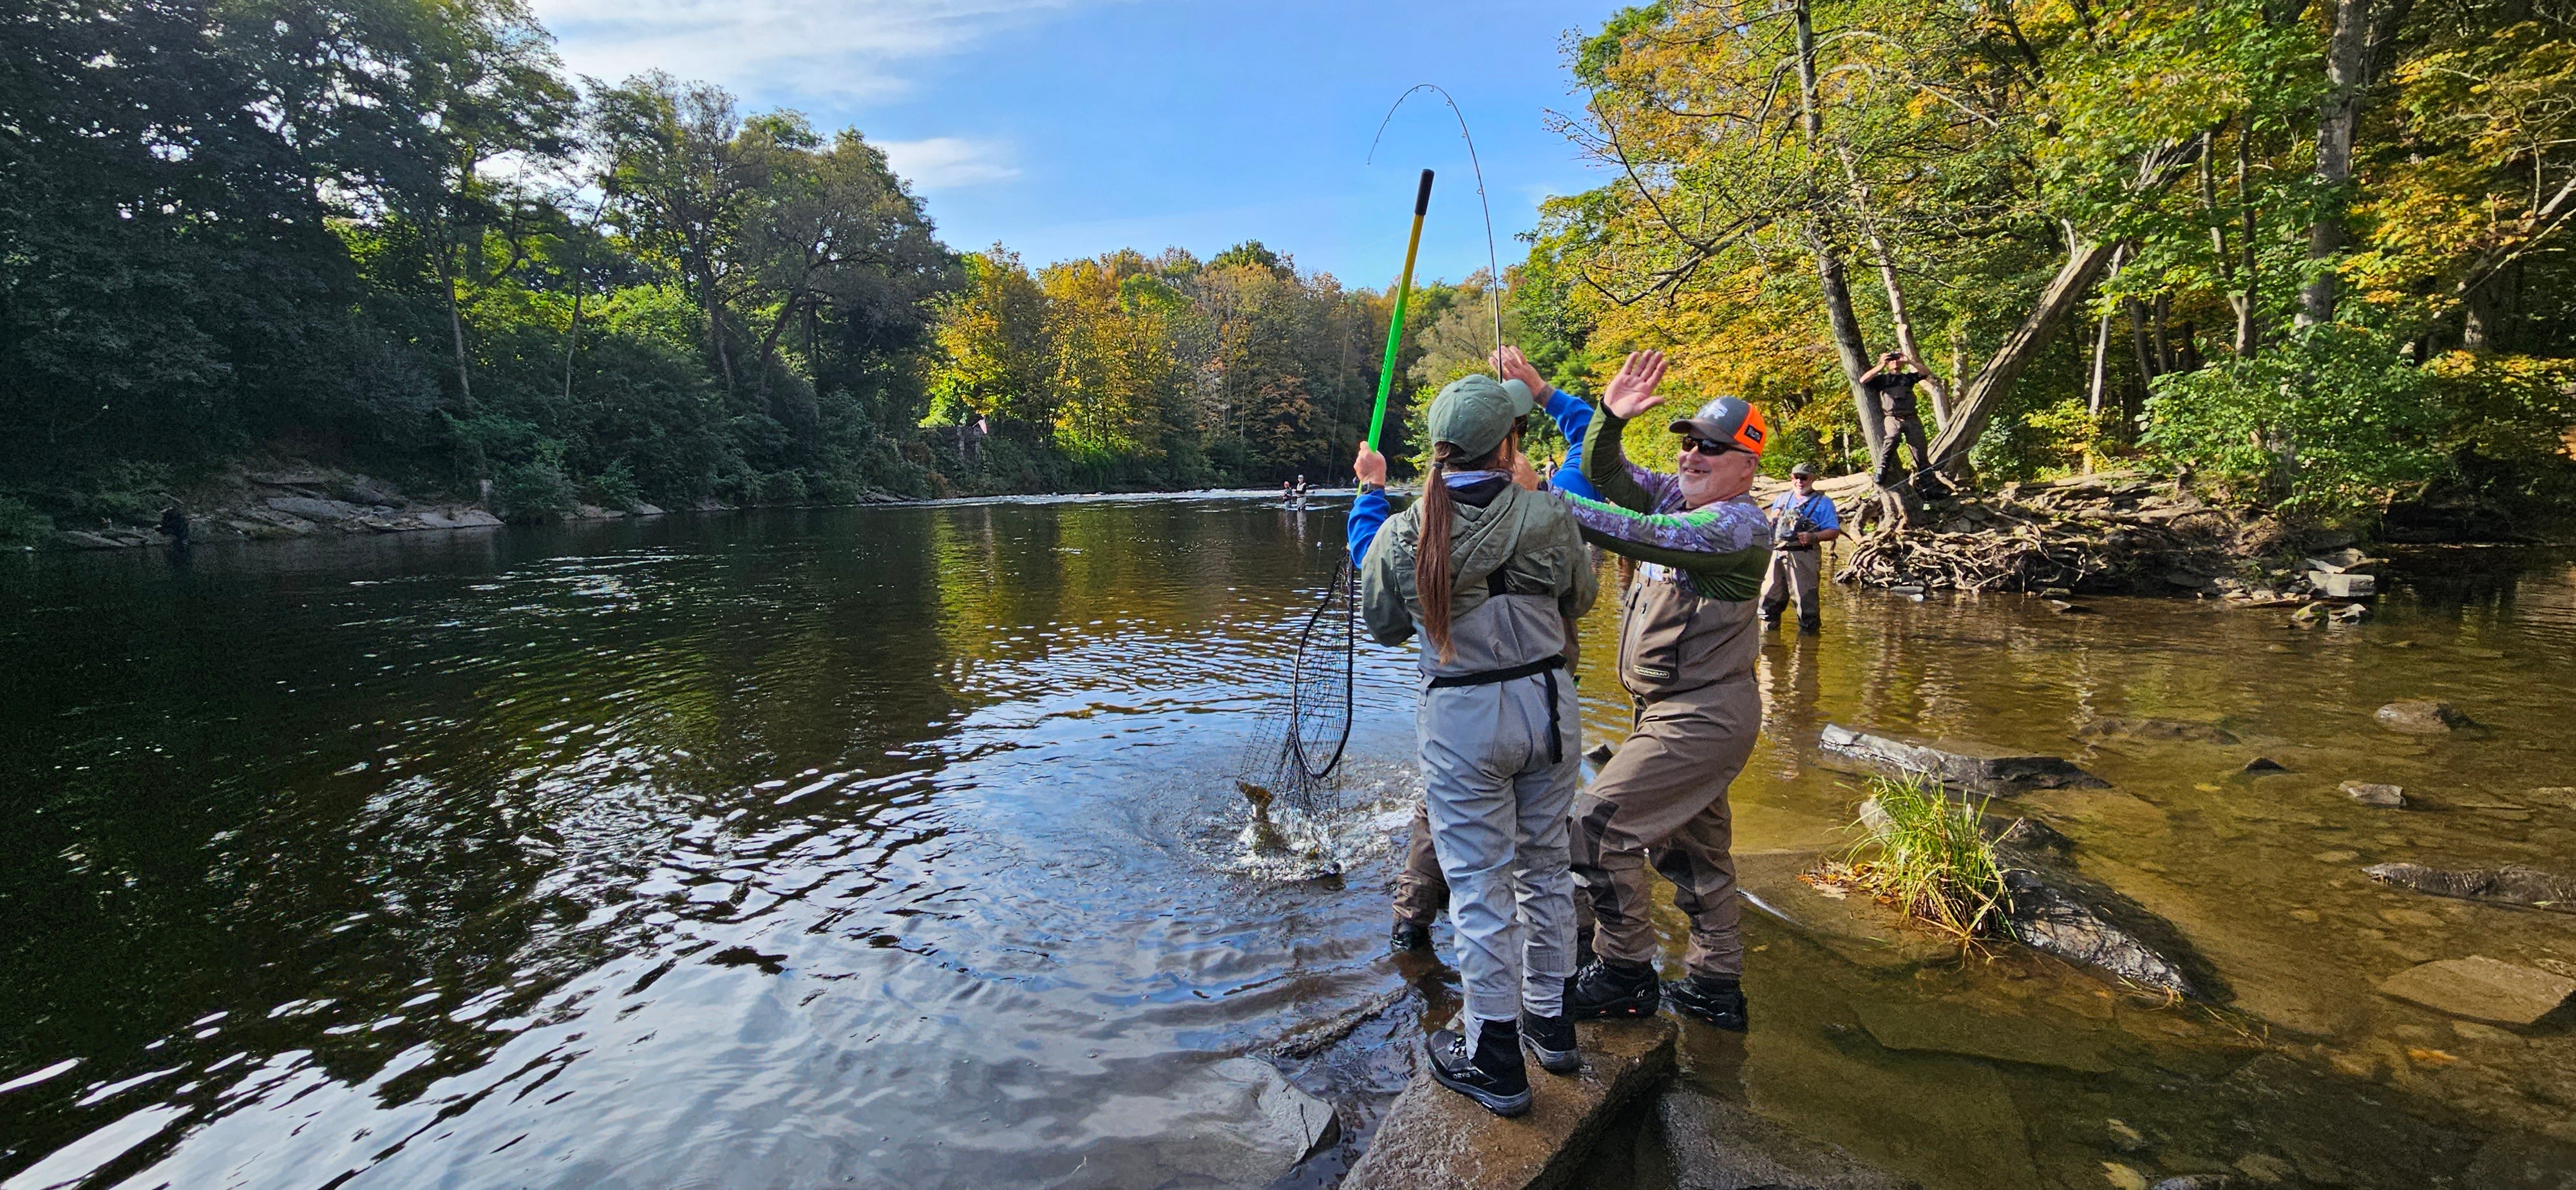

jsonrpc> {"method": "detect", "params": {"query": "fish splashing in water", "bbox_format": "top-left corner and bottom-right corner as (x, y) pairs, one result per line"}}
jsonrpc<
(1230, 780), (1404, 881)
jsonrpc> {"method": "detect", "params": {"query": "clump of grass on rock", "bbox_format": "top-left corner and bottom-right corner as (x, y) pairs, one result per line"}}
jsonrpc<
(1819, 771), (2011, 944)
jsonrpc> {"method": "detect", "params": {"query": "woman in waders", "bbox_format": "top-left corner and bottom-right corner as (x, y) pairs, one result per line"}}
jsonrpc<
(1347, 373), (1599, 1117)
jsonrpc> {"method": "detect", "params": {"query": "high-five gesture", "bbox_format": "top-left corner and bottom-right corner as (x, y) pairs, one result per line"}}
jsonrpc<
(1489, 346), (1553, 399)
(1601, 350), (1668, 420)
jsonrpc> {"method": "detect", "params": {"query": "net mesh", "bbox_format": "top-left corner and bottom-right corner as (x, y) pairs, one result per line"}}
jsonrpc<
(1236, 558), (1358, 818)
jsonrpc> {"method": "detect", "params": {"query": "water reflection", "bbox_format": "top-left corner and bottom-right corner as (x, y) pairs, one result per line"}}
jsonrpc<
(0, 498), (1413, 1189)
(2, 512), (2570, 1189)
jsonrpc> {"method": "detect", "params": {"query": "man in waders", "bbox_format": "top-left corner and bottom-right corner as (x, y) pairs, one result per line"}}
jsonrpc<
(1549, 350), (1772, 1031)
(1387, 348), (1606, 956)
(1759, 463), (1840, 633)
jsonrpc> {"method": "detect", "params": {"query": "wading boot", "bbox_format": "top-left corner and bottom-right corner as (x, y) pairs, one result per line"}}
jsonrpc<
(1665, 973), (1748, 1031)
(1427, 1018), (1531, 1117)
(1519, 1011), (1580, 1075)
(1564, 958), (1660, 1021)
(1388, 919), (1433, 955)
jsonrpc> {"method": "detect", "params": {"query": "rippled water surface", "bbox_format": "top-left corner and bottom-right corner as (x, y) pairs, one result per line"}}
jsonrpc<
(3, 499), (2572, 1189)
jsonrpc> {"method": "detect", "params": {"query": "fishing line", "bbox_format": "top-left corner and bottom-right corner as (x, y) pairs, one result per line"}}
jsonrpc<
(1368, 84), (1505, 370)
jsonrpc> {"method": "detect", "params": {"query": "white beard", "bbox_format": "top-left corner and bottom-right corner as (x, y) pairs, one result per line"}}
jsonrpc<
(1677, 468), (1725, 508)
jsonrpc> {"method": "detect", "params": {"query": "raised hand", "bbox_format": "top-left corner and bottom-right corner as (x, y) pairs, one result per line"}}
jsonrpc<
(1600, 350), (1668, 419)
(1353, 442), (1388, 488)
(1489, 346), (1551, 398)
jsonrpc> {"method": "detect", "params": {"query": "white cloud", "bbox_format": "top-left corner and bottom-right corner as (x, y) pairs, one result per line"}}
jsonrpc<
(878, 138), (1023, 190)
(528, 0), (1091, 99)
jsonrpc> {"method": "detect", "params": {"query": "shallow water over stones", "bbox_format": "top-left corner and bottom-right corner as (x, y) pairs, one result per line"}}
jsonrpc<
(1, 502), (2570, 1189)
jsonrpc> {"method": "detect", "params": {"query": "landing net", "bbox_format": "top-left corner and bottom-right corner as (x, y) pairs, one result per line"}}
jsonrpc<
(1236, 557), (1358, 818)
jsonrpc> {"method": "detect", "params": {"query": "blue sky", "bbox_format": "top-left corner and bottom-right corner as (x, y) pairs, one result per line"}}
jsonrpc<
(526, 0), (1624, 287)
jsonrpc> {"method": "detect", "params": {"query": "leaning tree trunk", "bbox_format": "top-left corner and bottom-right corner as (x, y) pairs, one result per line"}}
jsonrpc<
(1922, 239), (2125, 471)
(1817, 240), (1884, 458)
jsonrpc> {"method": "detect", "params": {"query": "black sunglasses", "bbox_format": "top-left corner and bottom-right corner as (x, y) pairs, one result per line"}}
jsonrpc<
(1678, 435), (1744, 457)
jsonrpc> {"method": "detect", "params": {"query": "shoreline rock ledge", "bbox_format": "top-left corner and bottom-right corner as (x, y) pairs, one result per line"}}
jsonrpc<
(1819, 724), (2108, 796)
(1341, 1017), (1676, 1190)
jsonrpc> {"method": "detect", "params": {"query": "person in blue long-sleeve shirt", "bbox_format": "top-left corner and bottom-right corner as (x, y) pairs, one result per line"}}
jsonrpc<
(1347, 348), (1598, 568)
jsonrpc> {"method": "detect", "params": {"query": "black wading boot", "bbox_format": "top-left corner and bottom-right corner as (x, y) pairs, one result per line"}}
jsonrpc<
(1665, 973), (1748, 1031)
(1427, 1019), (1531, 1117)
(1388, 919), (1433, 954)
(1519, 1011), (1579, 1074)
(1564, 958), (1660, 1020)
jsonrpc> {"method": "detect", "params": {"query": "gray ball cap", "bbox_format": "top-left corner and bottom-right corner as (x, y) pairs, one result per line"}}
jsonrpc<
(1789, 462), (1817, 478)
(1425, 373), (1537, 458)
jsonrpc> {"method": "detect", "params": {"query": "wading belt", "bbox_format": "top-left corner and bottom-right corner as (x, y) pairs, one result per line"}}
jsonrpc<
(1426, 655), (1569, 765)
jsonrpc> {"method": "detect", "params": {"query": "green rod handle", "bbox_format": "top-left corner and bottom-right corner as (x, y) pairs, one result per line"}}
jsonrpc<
(1367, 169), (1434, 452)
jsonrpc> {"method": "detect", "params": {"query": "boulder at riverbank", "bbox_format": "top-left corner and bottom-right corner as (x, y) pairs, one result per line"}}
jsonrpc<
(25, 458), (922, 551)
(1819, 724), (2108, 796)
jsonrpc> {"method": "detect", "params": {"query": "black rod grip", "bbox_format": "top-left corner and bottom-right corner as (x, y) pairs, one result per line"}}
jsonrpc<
(1414, 169), (1435, 216)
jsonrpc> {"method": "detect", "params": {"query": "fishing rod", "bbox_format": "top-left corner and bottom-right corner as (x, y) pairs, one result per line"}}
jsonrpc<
(1366, 168), (1434, 452)
(1369, 84), (1504, 377)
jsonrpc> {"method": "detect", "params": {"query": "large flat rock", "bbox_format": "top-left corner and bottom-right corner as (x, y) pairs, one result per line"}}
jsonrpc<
(1652, 1088), (1917, 1189)
(1819, 724), (2107, 796)
(2376, 956), (2576, 1025)
(1341, 1017), (1676, 1190)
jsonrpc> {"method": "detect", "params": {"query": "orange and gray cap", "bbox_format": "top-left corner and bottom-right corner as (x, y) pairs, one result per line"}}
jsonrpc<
(1668, 397), (1768, 456)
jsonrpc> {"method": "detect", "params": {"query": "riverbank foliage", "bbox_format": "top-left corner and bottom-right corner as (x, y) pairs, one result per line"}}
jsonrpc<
(9, 0), (2572, 531)
(1527, 0), (2576, 521)
(0, 0), (1469, 525)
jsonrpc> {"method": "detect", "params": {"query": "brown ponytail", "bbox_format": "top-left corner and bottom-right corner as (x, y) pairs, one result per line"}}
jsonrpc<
(1414, 429), (1517, 663)
(1416, 442), (1462, 661)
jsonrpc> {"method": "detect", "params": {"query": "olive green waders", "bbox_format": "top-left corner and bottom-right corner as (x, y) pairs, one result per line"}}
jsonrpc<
(1571, 571), (1763, 979)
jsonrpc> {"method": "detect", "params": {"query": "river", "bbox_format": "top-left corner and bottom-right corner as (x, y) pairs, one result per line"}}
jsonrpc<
(1, 495), (2570, 1189)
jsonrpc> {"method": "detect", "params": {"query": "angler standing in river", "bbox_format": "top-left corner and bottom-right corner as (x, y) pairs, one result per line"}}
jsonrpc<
(1504, 348), (1772, 1031)
(1760, 462), (1841, 633)
(1348, 372), (1598, 1117)
(1387, 347), (1605, 956)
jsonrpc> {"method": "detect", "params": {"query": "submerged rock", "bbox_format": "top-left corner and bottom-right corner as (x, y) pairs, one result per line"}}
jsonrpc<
(2374, 699), (2477, 734)
(2342, 781), (2406, 808)
(1652, 1087), (1916, 1190)
(2375, 956), (2576, 1025)
(2363, 862), (2576, 913)
(2078, 717), (2241, 746)
(2241, 757), (2288, 774)
(1819, 724), (2108, 796)
(1849, 997), (2116, 1072)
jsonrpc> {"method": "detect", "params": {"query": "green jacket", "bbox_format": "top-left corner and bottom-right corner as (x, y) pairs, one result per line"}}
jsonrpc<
(1360, 481), (1599, 672)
